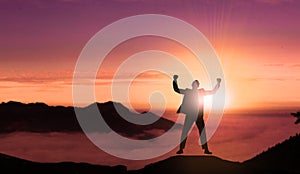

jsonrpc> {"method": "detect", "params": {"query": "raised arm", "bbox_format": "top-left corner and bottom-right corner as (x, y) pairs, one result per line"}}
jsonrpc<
(173, 75), (185, 94)
(203, 78), (221, 95)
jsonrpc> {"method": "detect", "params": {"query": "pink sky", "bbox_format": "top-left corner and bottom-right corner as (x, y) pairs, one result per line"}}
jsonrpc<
(1, 0), (300, 110)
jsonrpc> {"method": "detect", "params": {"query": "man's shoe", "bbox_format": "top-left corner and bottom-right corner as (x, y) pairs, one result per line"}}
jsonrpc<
(176, 149), (183, 154)
(204, 149), (212, 154)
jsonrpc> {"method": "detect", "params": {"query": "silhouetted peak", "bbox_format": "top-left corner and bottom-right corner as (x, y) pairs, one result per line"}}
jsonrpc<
(85, 101), (124, 108)
(1, 101), (50, 107)
(3, 101), (26, 106)
(28, 102), (49, 108)
(84, 101), (129, 114)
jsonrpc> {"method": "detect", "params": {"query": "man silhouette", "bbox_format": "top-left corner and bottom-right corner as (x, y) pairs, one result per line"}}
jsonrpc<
(173, 75), (221, 154)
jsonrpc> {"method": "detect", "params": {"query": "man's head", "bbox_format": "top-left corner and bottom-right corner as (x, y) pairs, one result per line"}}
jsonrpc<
(192, 80), (199, 89)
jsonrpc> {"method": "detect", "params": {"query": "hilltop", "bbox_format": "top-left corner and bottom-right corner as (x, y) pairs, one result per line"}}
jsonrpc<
(0, 134), (299, 173)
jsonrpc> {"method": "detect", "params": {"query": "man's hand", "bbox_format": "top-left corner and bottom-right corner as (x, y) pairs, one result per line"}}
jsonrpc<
(173, 75), (179, 81)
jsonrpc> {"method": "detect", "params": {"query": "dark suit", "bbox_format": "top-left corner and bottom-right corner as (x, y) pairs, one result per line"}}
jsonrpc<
(173, 80), (218, 150)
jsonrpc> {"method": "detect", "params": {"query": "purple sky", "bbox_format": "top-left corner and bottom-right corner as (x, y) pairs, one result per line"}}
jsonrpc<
(1, 0), (300, 108)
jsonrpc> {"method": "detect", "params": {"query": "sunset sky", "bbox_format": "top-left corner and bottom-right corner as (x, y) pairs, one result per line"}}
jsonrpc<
(1, 0), (300, 111)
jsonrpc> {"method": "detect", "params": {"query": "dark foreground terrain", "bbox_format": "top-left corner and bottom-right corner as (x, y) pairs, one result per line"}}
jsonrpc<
(1, 134), (299, 174)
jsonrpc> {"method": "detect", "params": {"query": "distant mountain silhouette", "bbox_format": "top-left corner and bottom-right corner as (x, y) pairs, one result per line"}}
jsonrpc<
(0, 134), (299, 173)
(0, 101), (181, 139)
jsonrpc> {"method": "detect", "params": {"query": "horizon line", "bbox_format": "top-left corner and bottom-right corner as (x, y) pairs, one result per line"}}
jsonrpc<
(1, 100), (299, 113)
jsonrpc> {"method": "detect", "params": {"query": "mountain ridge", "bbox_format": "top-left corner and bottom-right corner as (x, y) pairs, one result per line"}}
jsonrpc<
(0, 101), (181, 139)
(1, 101), (299, 173)
(0, 134), (299, 173)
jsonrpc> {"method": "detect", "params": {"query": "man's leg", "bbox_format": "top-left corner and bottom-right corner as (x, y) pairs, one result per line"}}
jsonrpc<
(195, 114), (212, 154)
(177, 115), (195, 154)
